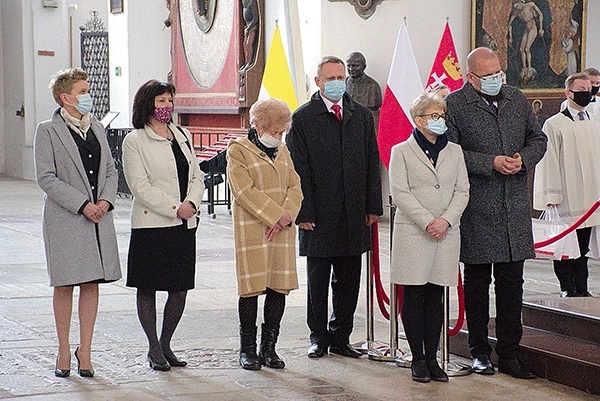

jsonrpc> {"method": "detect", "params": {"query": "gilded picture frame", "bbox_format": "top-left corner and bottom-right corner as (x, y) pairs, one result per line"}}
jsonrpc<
(472, 0), (587, 93)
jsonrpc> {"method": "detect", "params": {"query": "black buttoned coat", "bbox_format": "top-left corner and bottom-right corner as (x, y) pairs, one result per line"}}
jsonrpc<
(445, 83), (547, 264)
(287, 92), (383, 257)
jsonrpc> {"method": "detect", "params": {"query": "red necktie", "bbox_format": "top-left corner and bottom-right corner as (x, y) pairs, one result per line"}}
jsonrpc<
(331, 104), (342, 122)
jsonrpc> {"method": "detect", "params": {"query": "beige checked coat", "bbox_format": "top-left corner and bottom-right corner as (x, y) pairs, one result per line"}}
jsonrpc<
(227, 136), (303, 297)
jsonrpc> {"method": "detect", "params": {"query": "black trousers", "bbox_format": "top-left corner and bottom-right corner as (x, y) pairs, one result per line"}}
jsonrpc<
(553, 227), (591, 294)
(306, 255), (362, 347)
(463, 261), (524, 360)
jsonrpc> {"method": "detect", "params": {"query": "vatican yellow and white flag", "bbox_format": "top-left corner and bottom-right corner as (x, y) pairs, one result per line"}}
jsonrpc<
(258, 26), (298, 111)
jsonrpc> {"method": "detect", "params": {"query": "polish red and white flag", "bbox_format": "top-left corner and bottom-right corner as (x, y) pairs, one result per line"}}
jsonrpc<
(425, 22), (464, 93)
(377, 23), (423, 168)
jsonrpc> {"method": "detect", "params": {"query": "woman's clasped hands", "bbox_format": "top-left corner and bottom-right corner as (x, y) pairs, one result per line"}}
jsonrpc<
(426, 218), (449, 241)
(265, 210), (293, 241)
(83, 200), (110, 223)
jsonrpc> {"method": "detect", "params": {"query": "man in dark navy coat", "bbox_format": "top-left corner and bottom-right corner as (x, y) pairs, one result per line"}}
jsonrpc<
(287, 56), (383, 359)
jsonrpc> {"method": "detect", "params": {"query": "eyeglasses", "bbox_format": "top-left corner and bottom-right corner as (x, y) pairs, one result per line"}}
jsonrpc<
(419, 113), (446, 120)
(472, 70), (504, 81)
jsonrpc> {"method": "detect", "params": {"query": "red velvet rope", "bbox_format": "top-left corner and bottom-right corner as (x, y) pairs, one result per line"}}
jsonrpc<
(534, 200), (600, 248)
(371, 221), (390, 319)
(448, 269), (465, 337)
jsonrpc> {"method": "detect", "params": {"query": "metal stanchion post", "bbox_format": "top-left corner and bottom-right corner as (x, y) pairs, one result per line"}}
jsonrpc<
(368, 196), (411, 364)
(352, 250), (375, 353)
(440, 286), (471, 376)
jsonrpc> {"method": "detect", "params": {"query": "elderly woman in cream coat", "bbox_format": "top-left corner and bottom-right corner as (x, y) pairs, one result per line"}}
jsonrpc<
(389, 93), (469, 383)
(227, 98), (303, 371)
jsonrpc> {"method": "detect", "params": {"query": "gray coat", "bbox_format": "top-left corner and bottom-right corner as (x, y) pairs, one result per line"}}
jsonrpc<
(34, 108), (122, 286)
(445, 83), (547, 264)
(287, 92), (383, 257)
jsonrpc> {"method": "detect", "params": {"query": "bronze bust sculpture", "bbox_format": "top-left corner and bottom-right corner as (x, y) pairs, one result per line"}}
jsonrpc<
(346, 52), (382, 111)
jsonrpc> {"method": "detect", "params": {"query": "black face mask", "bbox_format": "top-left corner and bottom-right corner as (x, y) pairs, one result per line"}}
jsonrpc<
(570, 90), (593, 108)
(591, 86), (600, 96)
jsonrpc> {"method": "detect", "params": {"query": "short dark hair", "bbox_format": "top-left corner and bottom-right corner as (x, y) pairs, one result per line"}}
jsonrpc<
(132, 80), (176, 129)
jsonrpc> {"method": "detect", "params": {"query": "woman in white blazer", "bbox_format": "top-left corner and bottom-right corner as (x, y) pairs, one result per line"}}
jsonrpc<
(389, 93), (469, 383)
(123, 80), (204, 371)
(34, 68), (121, 378)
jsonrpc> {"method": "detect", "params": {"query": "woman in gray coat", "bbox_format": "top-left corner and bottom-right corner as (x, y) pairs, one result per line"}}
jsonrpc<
(389, 93), (469, 383)
(34, 68), (121, 378)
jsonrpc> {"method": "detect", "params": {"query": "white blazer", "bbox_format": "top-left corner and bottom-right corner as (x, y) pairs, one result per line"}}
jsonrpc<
(123, 123), (204, 229)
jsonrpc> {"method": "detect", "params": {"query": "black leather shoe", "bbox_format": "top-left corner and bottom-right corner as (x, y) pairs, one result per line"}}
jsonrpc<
(329, 344), (362, 358)
(411, 360), (431, 383)
(74, 347), (94, 378)
(427, 360), (449, 382)
(307, 343), (327, 358)
(472, 354), (495, 375)
(148, 352), (171, 371)
(165, 355), (187, 367)
(497, 358), (536, 379)
(577, 291), (594, 297)
(560, 291), (577, 298)
(54, 355), (70, 378)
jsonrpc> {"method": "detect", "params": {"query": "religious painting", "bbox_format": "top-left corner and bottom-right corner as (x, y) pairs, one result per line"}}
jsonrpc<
(472, 0), (587, 92)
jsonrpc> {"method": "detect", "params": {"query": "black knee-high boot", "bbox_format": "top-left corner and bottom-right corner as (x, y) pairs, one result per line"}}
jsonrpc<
(260, 289), (286, 369)
(238, 295), (261, 370)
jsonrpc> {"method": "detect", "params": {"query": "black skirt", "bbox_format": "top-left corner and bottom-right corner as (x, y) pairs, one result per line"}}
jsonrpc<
(126, 223), (196, 291)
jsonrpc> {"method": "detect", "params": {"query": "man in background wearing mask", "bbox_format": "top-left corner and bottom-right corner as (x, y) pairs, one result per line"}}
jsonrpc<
(287, 56), (383, 359)
(534, 72), (600, 298)
(560, 68), (600, 116)
(445, 47), (547, 379)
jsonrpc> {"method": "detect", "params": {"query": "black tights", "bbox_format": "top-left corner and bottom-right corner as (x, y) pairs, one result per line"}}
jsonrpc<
(238, 288), (286, 331)
(401, 283), (444, 361)
(137, 289), (187, 362)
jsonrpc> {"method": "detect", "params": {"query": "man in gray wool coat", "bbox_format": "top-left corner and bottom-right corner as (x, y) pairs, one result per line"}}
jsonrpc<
(445, 47), (547, 379)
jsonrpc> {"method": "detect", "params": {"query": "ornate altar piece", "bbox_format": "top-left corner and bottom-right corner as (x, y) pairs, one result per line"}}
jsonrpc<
(170, 0), (265, 135)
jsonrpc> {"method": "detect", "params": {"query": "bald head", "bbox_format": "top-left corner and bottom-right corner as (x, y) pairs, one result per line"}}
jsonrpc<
(467, 47), (500, 74)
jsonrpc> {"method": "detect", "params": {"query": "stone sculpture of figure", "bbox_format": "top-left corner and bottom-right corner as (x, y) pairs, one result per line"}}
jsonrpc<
(240, 0), (259, 71)
(507, 0), (544, 81)
(345, 52), (382, 111)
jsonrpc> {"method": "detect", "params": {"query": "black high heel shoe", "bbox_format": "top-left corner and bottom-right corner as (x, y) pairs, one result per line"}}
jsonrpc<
(164, 354), (187, 367)
(74, 347), (95, 378)
(54, 355), (70, 378)
(148, 352), (171, 371)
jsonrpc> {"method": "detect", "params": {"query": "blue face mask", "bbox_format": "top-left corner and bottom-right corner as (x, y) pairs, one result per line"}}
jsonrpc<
(426, 118), (447, 136)
(75, 93), (94, 115)
(323, 80), (346, 102)
(479, 73), (502, 96)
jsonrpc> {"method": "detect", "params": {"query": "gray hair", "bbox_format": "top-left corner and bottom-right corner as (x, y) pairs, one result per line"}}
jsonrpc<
(409, 93), (446, 121)
(249, 98), (292, 132)
(317, 56), (345, 77)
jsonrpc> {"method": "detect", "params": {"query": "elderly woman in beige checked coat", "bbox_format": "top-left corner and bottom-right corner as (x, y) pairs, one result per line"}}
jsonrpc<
(227, 98), (303, 371)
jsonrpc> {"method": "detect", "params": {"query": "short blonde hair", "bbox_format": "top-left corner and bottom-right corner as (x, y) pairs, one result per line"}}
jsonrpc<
(49, 68), (89, 106)
(409, 93), (446, 121)
(249, 98), (292, 133)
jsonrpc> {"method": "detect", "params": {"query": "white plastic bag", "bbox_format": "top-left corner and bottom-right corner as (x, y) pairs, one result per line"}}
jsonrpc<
(533, 206), (580, 260)
(586, 226), (600, 259)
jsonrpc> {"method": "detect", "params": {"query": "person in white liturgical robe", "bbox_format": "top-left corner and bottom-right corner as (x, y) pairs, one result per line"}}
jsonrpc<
(534, 72), (600, 298)
(559, 67), (600, 116)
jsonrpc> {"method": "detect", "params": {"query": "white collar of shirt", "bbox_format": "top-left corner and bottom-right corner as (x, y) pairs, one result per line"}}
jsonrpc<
(321, 95), (343, 117)
(568, 105), (588, 121)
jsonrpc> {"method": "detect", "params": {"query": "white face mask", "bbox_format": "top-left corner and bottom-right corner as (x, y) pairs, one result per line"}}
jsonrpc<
(258, 133), (281, 148)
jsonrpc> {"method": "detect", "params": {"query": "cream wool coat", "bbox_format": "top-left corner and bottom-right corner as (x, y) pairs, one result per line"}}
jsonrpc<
(389, 135), (470, 286)
(533, 113), (600, 227)
(227, 137), (303, 297)
(122, 123), (204, 229)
